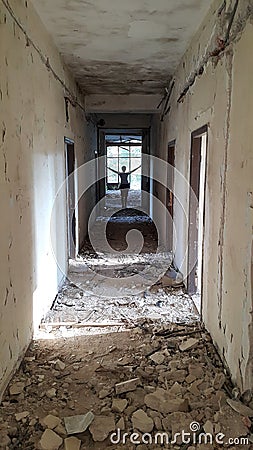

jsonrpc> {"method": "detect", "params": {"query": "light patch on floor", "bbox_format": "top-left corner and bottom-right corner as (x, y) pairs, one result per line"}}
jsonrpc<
(38, 210), (198, 339)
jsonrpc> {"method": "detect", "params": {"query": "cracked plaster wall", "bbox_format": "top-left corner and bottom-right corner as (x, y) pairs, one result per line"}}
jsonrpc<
(158, 0), (253, 390)
(0, 0), (95, 398)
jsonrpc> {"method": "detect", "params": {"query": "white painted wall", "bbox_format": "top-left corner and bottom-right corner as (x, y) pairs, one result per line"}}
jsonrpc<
(157, 0), (253, 390)
(0, 0), (95, 398)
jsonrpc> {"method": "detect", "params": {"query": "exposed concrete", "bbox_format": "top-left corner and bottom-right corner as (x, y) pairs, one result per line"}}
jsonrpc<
(0, 0), (95, 399)
(31, 0), (211, 94)
(157, 0), (253, 390)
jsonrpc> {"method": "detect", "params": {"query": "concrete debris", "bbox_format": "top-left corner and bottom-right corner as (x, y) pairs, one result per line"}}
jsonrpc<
(0, 320), (252, 449)
(64, 412), (94, 434)
(9, 381), (25, 395)
(116, 417), (125, 430)
(14, 411), (29, 421)
(41, 415), (62, 430)
(89, 416), (115, 441)
(189, 363), (204, 378)
(0, 434), (11, 447)
(170, 412), (194, 444)
(99, 388), (112, 399)
(213, 372), (226, 389)
(39, 238), (199, 339)
(131, 408), (154, 432)
(55, 359), (66, 371)
(64, 436), (81, 450)
(39, 429), (63, 450)
(179, 337), (199, 351)
(149, 351), (165, 364)
(215, 405), (249, 439)
(168, 382), (182, 396)
(226, 398), (253, 417)
(115, 377), (140, 394)
(111, 398), (128, 413)
(54, 423), (67, 437)
(203, 419), (214, 434)
(145, 388), (189, 413)
(46, 388), (57, 399)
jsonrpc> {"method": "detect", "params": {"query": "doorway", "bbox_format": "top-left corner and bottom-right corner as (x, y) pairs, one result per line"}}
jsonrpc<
(65, 138), (77, 259)
(105, 133), (142, 209)
(187, 126), (208, 309)
(166, 140), (175, 251)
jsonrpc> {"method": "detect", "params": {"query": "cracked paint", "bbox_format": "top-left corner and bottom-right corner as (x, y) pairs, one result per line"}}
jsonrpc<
(0, 0), (96, 401)
(159, 1), (253, 391)
(217, 49), (234, 329)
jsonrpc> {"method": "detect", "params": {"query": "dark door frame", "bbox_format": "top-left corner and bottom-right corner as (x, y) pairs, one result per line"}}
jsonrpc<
(187, 125), (208, 295)
(98, 128), (150, 212)
(64, 137), (77, 259)
(166, 140), (176, 251)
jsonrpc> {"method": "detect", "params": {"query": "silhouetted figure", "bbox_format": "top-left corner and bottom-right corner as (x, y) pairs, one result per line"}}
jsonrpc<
(108, 165), (141, 208)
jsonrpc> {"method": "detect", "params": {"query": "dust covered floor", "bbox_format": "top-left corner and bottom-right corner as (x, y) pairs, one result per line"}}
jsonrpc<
(0, 323), (252, 449)
(105, 190), (141, 209)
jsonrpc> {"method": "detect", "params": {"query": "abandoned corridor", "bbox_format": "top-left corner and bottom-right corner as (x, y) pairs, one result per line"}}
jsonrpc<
(0, 0), (253, 449)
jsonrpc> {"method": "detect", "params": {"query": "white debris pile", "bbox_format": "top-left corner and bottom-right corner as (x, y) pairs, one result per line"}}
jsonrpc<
(40, 284), (199, 337)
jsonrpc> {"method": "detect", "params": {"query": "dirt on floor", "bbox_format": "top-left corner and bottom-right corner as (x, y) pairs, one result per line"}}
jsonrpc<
(40, 210), (196, 335)
(1, 211), (252, 449)
(0, 321), (253, 449)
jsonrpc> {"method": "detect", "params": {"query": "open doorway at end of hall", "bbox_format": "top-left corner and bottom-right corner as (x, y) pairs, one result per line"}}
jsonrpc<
(187, 126), (208, 314)
(105, 133), (142, 210)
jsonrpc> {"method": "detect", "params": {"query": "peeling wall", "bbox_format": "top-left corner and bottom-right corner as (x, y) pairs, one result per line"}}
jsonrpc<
(158, 0), (253, 390)
(0, 0), (95, 398)
(31, 0), (212, 95)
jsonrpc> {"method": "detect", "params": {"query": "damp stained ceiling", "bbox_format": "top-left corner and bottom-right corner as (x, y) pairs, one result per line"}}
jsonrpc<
(32, 0), (212, 95)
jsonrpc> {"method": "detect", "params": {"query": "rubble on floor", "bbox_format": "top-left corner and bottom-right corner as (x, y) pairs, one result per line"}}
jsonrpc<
(38, 210), (195, 339)
(39, 281), (198, 339)
(0, 323), (252, 449)
(1, 211), (250, 448)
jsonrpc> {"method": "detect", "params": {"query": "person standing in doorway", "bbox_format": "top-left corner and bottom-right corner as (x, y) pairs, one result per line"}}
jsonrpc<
(107, 164), (141, 208)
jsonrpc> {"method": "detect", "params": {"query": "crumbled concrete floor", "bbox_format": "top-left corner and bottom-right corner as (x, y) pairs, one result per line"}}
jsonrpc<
(40, 284), (199, 339)
(40, 210), (197, 338)
(1, 211), (252, 448)
(1, 323), (253, 449)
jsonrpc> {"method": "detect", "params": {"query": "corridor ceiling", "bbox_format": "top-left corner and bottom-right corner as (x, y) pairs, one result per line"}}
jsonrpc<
(32, 0), (212, 94)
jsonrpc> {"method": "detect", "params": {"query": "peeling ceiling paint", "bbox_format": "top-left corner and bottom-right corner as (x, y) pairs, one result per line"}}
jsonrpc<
(31, 0), (212, 94)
